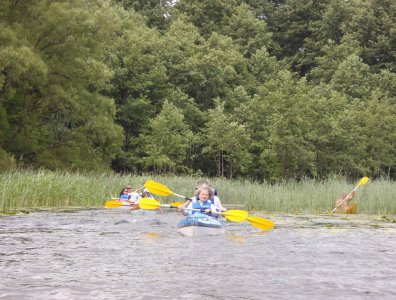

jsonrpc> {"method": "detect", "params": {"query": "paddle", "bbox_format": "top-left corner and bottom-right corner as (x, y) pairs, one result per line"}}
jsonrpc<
(105, 199), (184, 209)
(139, 198), (248, 222)
(331, 176), (369, 213)
(105, 200), (134, 208)
(144, 180), (191, 200)
(247, 216), (275, 231)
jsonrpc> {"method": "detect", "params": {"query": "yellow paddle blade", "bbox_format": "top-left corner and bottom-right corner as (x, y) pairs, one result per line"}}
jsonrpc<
(247, 216), (275, 230)
(138, 198), (161, 210)
(221, 210), (248, 222)
(105, 200), (127, 208)
(169, 201), (184, 207)
(144, 180), (175, 196)
(358, 176), (369, 187)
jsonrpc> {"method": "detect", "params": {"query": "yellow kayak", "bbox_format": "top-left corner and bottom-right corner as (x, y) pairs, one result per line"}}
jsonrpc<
(345, 202), (357, 214)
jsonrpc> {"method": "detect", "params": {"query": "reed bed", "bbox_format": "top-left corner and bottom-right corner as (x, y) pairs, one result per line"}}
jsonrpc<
(0, 170), (395, 214)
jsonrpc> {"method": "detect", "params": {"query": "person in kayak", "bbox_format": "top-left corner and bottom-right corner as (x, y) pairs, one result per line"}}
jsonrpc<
(119, 187), (132, 201)
(141, 188), (154, 199)
(119, 186), (139, 210)
(141, 188), (162, 213)
(335, 190), (356, 214)
(196, 179), (226, 212)
(178, 186), (219, 217)
(177, 179), (227, 212)
(126, 185), (141, 204)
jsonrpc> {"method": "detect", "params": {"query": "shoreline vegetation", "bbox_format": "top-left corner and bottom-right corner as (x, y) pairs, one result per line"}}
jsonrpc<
(1, 170), (395, 215)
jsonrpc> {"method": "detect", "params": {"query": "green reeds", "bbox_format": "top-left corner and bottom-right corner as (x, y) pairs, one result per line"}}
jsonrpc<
(1, 170), (395, 214)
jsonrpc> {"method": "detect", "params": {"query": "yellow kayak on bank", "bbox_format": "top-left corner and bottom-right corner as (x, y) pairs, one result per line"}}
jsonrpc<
(345, 203), (357, 214)
(334, 202), (357, 214)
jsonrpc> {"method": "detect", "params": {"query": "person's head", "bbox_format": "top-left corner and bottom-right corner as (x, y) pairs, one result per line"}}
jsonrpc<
(196, 179), (210, 188)
(141, 189), (151, 198)
(120, 187), (129, 195)
(195, 182), (210, 191)
(196, 186), (213, 202)
(126, 185), (132, 192)
(195, 179), (214, 194)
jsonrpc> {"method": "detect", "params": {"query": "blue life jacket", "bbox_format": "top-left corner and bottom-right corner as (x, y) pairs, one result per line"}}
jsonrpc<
(119, 193), (131, 201)
(192, 200), (213, 215)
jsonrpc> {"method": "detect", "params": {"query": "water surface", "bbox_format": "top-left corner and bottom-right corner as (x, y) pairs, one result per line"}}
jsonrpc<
(1, 209), (396, 299)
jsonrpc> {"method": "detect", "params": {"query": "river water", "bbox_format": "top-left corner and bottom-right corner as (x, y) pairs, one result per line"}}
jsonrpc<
(1, 209), (396, 300)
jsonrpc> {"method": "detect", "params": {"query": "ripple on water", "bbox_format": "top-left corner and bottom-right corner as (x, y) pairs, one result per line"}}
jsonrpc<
(1, 211), (396, 299)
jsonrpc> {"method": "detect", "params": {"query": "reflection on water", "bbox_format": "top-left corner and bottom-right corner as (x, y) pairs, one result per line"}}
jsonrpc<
(1, 210), (396, 299)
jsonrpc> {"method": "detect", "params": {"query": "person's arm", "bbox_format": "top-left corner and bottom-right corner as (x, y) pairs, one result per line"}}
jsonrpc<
(214, 196), (227, 212)
(179, 202), (192, 216)
(129, 192), (140, 204)
(209, 204), (219, 217)
(177, 197), (193, 211)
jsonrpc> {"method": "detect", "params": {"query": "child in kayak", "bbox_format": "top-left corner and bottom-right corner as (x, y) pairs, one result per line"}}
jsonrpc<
(179, 186), (219, 217)
(178, 179), (227, 213)
(335, 190), (357, 214)
(195, 179), (227, 212)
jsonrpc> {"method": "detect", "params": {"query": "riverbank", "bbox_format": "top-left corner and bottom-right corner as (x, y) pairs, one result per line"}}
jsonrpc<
(1, 170), (395, 214)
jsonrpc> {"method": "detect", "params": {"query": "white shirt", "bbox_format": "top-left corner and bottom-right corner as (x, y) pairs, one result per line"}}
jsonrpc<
(129, 191), (141, 204)
(212, 196), (224, 211)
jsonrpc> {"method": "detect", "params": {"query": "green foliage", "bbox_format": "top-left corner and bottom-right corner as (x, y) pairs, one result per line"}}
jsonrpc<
(115, 0), (172, 30)
(0, 0), (395, 182)
(173, 0), (238, 37)
(0, 0), (123, 171)
(0, 147), (15, 171)
(308, 35), (361, 83)
(141, 101), (193, 174)
(203, 100), (252, 178)
(267, 0), (328, 75)
(330, 54), (372, 100)
(3, 170), (396, 214)
(342, 0), (396, 72)
(223, 3), (272, 58)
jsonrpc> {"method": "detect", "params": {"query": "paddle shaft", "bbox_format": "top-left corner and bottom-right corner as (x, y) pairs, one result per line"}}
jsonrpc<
(174, 194), (192, 201)
(181, 207), (219, 216)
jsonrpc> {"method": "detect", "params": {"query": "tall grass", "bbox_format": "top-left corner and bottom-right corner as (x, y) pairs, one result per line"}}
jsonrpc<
(1, 170), (395, 214)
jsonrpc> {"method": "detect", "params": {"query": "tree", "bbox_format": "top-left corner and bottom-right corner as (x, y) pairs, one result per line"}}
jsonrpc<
(141, 101), (193, 174)
(267, 0), (328, 75)
(0, 0), (124, 171)
(172, 0), (238, 37)
(203, 100), (252, 178)
(242, 71), (317, 181)
(362, 91), (396, 178)
(223, 3), (272, 58)
(307, 35), (361, 84)
(330, 54), (372, 100)
(115, 0), (173, 30)
(343, 0), (396, 72)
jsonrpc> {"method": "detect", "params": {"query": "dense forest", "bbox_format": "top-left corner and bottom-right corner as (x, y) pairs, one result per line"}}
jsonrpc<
(0, 0), (395, 181)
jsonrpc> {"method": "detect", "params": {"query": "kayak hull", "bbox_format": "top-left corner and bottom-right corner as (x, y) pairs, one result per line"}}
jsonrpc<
(345, 203), (357, 214)
(177, 213), (225, 237)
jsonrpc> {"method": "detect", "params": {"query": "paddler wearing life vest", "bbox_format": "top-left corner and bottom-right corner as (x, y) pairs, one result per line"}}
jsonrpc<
(335, 190), (356, 214)
(177, 179), (227, 213)
(119, 187), (131, 201)
(178, 186), (219, 217)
